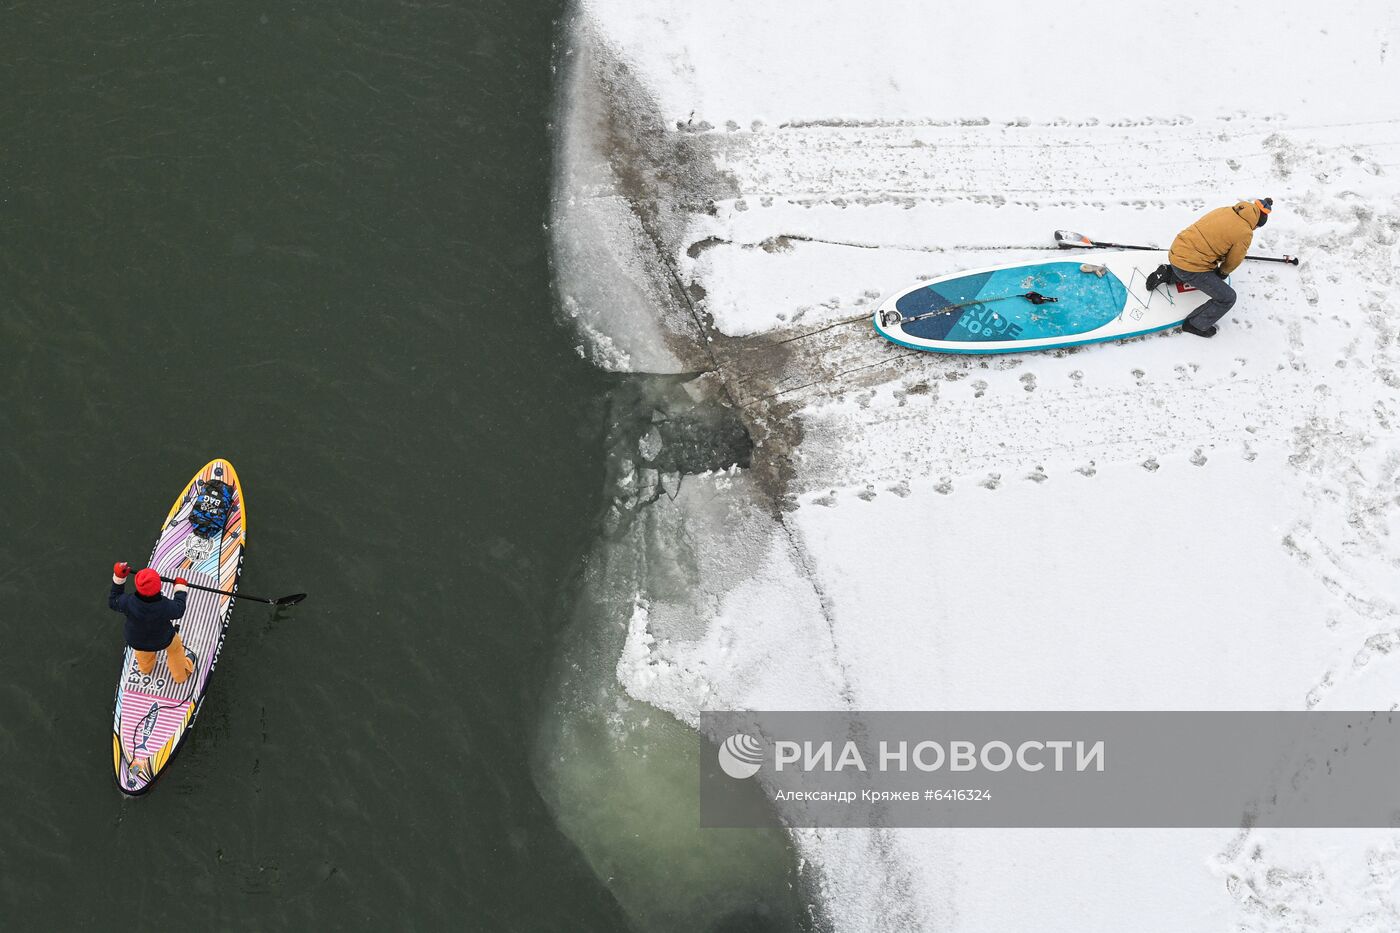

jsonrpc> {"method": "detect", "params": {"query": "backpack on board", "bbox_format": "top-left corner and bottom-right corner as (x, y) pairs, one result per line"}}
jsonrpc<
(189, 479), (235, 539)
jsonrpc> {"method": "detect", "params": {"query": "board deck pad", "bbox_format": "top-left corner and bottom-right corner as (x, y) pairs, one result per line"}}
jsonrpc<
(112, 459), (244, 794)
(873, 251), (1215, 354)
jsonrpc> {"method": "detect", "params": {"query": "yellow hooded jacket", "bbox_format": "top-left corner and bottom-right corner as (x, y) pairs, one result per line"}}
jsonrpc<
(1168, 200), (1262, 275)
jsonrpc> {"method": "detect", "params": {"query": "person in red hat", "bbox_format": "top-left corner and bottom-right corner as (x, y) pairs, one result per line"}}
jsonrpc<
(109, 562), (195, 684)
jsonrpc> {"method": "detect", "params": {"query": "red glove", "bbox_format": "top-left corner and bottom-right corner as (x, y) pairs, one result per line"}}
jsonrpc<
(173, 577), (189, 587)
(113, 561), (131, 581)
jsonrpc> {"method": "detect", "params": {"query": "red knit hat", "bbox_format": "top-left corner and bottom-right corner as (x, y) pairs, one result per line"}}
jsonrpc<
(134, 568), (162, 597)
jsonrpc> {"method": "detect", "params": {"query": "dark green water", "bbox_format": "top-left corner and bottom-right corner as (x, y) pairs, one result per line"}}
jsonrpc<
(0, 3), (630, 928)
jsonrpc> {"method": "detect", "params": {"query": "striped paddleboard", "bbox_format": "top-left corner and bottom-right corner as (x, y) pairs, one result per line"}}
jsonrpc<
(112, 459), (245, 795)
(873, 251), (1216, 354)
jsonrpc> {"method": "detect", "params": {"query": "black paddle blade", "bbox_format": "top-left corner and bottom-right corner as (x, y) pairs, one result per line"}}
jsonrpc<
(275, 593), (308, 606)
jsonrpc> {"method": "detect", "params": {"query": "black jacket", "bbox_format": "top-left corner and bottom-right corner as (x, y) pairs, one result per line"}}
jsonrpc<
(109, 581), (187, 651)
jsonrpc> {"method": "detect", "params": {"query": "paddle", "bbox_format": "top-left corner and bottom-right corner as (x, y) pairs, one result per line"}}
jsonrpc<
(153, 572), (307, 607)
(1054, 229), (1300, 265)
(880, 291), (1057, 327)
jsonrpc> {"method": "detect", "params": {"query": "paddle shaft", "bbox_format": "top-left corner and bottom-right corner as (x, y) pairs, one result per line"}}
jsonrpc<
(890, 291), (1055, 326)
(1073, 239), (1299, 265)
(153, 573), (301, 607)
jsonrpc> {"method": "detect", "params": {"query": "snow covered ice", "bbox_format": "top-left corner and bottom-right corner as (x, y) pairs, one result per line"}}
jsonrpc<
(541, 1), (1400, 930)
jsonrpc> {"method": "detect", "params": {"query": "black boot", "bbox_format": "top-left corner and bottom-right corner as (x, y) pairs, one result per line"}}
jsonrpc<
(1144, 263), (1174, 292)
(1181, 319), (1218, 338)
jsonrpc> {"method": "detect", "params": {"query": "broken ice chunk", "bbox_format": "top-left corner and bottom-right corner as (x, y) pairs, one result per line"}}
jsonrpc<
(639, 426), (664, 461)
(616, 458), (637, 494)
(660, 471), (681, 500)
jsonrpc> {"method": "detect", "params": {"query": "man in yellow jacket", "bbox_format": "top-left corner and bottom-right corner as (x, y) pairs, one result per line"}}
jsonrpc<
(1145, 197), (1272, 338)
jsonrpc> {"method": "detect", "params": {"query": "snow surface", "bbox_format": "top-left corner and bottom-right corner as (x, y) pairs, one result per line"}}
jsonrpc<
(547, 1), (1400, 930)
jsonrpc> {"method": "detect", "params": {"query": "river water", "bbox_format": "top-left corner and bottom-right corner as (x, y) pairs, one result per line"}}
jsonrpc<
(0, 2), (636, 928)
(0, 4), (812, 930)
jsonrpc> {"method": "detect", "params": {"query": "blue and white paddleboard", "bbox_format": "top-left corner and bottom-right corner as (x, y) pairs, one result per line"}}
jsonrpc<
(872, 251), (1215, 354)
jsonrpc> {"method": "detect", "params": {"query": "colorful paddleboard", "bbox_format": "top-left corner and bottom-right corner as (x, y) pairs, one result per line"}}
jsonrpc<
(872, 251), (1216, 354)
(112, 459), (245, 795)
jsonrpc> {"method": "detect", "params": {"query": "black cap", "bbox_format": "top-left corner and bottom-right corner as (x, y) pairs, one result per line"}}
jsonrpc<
(1255, 197), (1273, 228)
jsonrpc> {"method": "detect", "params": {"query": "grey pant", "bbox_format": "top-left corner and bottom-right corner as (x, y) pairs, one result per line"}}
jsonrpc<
(1170, 265), (1237, 328)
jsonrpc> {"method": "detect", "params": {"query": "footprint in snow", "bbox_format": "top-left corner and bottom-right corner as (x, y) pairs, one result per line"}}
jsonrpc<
(972, 379), (988, 399)
(1075, 462), (1097, 477)
(887, 480), (911, 498)
(1190, 448), (1209, 467)
(1026, 466), (1048, 483)
(1020, 373), (1037, 393)
(934, 478), (954, 495)
(813, 491), (838, 507)
(1142, 457), (1161, 472)
(1305, 670), (1334, 710)
(980, 473), (1002, 490)
(857, 485), (877, 502)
